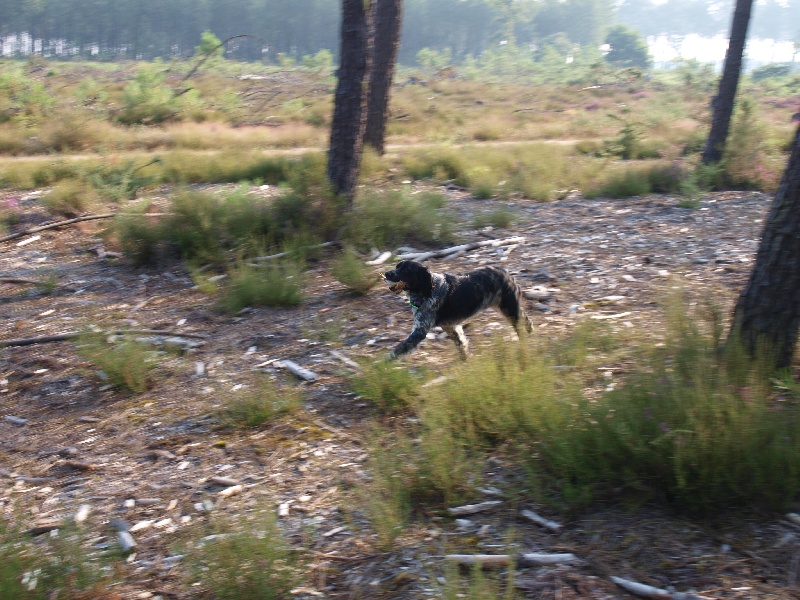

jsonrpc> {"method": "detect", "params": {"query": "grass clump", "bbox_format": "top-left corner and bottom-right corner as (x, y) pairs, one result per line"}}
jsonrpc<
(41, 178), (99, 217)
(186, 511), (303, 599)
(221, 377), (302, 427)
(345, 187), (456, 249)
(471, 205), (515, 230)
(218, 262), (304, 313)
(76, 334), (157, 393)
(331, 247), (379, 295)
(350, 360), (424, 412)
(545, 304), (800, 513)
(0, 514), (118, 599)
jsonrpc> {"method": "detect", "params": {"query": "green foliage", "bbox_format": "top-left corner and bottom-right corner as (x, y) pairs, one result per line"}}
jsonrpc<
(344, 188), (456, 249)
(544, 303), (800, 513)
(187, 511), (303, 599)
(76, 334), (157, 393)
(585, 161), (691, 199)
(221, 377), (302, 427)
(331, 247), (379, 294)
(218, 262), (304, 313)
(471, 205), (515, 229)
(0, 66), (55, 125)
(350, 360), (424, 412)
(416, 47), (453, 71)
(723, 97), (780, 191)
(302, 49), (334, 72)
(41, 178), (99, 216)
(604, 24), (651, 69)
(0, 519), (117, 599)
(82, 158), (159, 202)
(117, 65), (181, 125)
(195, 30), (224, 59)
(363, 424), (479, 546)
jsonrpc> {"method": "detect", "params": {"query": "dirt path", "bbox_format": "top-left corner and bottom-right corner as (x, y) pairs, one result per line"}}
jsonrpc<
(2, 186), (798, 599)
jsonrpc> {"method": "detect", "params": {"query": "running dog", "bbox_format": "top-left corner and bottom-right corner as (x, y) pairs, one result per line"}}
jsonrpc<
(383, 260), (533, 359)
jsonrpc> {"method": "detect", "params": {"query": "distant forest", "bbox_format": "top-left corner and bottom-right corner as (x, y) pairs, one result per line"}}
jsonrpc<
(1, 0), (798, 64)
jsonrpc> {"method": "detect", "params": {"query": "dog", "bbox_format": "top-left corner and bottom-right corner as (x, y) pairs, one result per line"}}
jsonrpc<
(383, 260), (533, 359)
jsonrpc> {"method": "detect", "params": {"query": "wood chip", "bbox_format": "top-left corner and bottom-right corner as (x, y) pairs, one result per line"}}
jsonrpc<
(3, 415), (27, 426)
(64, 460), (98, 471)
(518, 552), (580, 566)
(218, 484), (243, 498)
(208, 476), (240, 487)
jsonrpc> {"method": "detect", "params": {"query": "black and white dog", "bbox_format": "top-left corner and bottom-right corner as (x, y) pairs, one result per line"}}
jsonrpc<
(383, 260), (533, 359)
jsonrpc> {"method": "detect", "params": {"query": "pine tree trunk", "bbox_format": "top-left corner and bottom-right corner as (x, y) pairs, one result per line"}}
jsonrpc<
(730, 125), (800, 368)
(364, 0), (403, 155)
(701, 0), (753, 166)
(327, 0), (373, 203)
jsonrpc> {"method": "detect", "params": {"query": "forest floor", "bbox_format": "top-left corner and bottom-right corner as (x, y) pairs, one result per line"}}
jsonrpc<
(3, 184), (800, 599)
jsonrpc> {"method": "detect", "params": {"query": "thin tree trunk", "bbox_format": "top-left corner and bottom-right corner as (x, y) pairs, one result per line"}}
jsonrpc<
(364, 0), (403, 155)
(327, 0), (373, 203)
(701, 0), (754, 165)
(729, 125), (800, 368)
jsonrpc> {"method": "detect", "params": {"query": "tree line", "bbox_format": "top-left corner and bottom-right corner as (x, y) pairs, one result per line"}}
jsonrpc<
(0, 0), (613, 63)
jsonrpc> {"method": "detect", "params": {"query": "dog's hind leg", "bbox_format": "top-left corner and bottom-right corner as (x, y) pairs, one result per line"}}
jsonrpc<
(443, 325), (469, 360)
(499, 285), (533, 335)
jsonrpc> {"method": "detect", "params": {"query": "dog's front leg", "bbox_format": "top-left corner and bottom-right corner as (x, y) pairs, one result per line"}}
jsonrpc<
(388, 311), (434, 359)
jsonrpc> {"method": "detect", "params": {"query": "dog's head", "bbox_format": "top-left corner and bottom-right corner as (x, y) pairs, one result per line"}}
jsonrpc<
(383, 260), (434, 297)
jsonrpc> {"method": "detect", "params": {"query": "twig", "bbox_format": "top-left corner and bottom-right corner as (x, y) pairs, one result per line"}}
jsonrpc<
(250, 241), (340, 263)
(0, 212), (168, 243)
(0, 213), (115, 243)
(520, 508), (562, 532)
(395, 236), (525, 262)
(448, 500), (504, 516)
(0, 277), (40, 285)
(0, 330), (207, 348)
(609, 576), (714, 600)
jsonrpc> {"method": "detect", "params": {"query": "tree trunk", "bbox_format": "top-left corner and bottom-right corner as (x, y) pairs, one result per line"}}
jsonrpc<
(729, 125), (800, 368)
(701, 0), (754, 165)
(327, 0), (373, 203)
(364, 0), (403, 155)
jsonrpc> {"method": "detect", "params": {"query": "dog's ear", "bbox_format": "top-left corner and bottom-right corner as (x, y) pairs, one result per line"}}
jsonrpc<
(405, 261), (433, 297)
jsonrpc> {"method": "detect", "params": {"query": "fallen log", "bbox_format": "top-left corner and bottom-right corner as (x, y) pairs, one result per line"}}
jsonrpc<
(610, 576), (714, 600)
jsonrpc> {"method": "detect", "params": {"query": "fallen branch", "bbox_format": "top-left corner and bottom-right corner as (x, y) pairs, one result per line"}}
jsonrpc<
(395, 237), (525, 262)
(0, 330), (207, 348)
(520, 509), (562, 532)
(250, 241), (340, 263)
(610, 576), (714, 600)
(445, 554), (513, 569)
(0, 213), (115, 243)
(366, 251), (392, 266)
(0, 277), (40, 285)
(448, 500), (503, 516)
(275, 360), (318, 382)
(1, 212), (170, 244)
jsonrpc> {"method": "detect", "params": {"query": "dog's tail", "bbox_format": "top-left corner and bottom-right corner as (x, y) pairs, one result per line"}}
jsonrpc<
(497, 270), (534, 335)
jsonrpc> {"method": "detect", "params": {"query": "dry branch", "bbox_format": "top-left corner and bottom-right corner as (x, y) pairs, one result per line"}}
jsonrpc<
(610, 576), (713, 600)
(1, 212), (169, 243)
(250, 241), (340, 263)
(448, 500), (503, 516)
(520, 509), (562, 532)
(0, 277), (40, 285)
(395, 236), (525, 262)
(445, 554), (513, 568)
(0, 330), (207, 348)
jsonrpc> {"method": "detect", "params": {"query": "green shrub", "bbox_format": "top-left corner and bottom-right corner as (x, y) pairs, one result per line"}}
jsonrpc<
(187, 511), (303, 599)
(350, 360), (424, 412)
(117, 65), (182, 125)
(331, 247), (379, 295)
(221, 377), (302, 427)
(472, 205), (515, 230)
(41, 178), (99, 216)
(75, 334), (157, 393)
(0, 519), (117, 599)
(543, 303), (800, 513)
(219, 262), (304, 313)
(584, 167), (651, 198)
(344, 188), (456, 249)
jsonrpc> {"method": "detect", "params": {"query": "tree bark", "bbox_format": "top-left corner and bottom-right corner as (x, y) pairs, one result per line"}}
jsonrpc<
(730, 125), (800, 368)
(327, 0), (373, 203)
(364, 0), (403, 155)
(701, 0), (754, 165)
